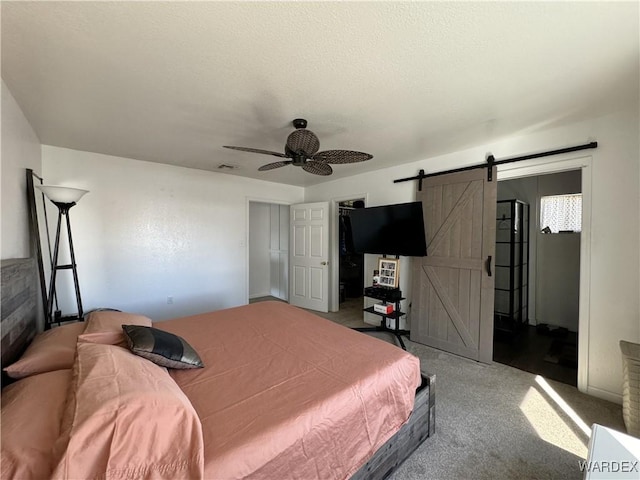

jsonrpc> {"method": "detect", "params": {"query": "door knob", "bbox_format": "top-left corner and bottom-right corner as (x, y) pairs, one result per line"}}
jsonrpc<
(321, 261), (328, 265)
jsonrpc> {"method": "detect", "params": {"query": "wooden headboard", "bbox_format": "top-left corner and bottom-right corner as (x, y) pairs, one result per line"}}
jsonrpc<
(1, 258), (39, 381)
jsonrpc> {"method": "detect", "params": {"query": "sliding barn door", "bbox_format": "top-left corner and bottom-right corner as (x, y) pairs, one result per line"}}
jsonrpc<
(411, 169), (497, 363)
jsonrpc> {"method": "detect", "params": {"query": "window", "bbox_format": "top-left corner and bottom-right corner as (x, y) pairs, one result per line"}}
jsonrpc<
(540, 194), (582, 233)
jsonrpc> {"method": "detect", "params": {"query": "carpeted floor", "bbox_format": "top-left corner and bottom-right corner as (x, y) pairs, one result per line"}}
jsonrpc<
(250, 296), (626, 479)
(390, 340), (623, 480)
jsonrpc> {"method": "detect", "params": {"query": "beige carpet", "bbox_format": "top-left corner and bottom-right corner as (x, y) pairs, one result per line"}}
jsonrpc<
(252, 296), (626, 479)
(393, 340), (624, 479)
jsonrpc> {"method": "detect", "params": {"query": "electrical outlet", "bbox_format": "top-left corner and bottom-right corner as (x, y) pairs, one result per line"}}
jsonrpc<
(167, 296), (174, 305)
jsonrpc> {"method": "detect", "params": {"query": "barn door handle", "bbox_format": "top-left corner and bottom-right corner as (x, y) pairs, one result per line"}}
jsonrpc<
(486, 256), (492, 277)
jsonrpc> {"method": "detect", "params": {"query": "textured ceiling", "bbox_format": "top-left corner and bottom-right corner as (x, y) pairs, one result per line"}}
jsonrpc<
(2, 1), (638, 187)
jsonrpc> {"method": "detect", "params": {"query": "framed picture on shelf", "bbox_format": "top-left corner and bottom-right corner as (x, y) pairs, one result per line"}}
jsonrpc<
(377, 257), (399, 288)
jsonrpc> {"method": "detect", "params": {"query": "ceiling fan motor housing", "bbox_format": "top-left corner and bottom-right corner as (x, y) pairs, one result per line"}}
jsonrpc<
(285, 146), (306, 166)
(292, 118), (307, 129)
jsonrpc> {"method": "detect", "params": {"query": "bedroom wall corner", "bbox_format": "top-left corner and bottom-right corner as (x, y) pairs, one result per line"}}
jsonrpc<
(41, 146), (304, 321)
(1, 80), (42, 260)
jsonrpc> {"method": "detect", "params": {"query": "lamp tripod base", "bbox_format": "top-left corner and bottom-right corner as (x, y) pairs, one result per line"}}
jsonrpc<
(46, 205), (84, 328)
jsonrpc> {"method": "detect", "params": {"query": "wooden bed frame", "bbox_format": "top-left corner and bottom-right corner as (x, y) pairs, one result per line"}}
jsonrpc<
(353, 372), (435, 479)
(0, 257), (435, 478)
(1, 258), (39, 386)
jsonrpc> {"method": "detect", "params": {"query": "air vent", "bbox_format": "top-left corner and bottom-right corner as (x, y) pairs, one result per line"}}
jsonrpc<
(217, 164), (239, 170)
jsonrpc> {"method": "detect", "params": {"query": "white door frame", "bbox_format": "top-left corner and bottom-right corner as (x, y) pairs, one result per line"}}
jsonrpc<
(329, 193), (369, 312)
(245, 197), (293, 305)
(497, 154), (592, 395)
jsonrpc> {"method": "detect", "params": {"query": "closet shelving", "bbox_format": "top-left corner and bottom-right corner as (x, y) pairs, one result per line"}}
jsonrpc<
(494, 199), (530, 335)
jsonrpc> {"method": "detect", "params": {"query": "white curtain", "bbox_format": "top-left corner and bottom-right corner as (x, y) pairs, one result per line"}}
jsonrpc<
(540, 194), (582, 233)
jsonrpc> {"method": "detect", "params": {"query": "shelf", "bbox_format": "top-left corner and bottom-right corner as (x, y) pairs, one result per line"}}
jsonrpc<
(495, 199), (530, 334)
(54, 264), (76, 270)
(52, 314), (84, 324)
(359, 289), (410, 350)
(363, 293), (405, 302)
(363, 306), (406, 319)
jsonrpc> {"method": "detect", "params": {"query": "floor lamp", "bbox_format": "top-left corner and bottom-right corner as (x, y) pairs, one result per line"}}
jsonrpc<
(36, 185), (89, 326)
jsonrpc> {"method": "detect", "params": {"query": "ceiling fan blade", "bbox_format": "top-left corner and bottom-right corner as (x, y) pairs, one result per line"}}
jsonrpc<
(313, 150), (373, 164)
(302, 161), (333, 176)
(258, 161), (292, 171)
(223, 146), (288, 158)
(286, 129), (320, 155)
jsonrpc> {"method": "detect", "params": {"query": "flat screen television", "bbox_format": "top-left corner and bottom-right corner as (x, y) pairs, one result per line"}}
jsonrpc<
(349, 201), (427, 257)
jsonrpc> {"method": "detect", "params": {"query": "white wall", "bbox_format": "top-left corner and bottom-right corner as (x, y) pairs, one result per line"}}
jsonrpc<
(1, 80), (42, 259)
(306, 108), (640, 402)
(537, 233), (580, 331)
(42, 146), (304, 320)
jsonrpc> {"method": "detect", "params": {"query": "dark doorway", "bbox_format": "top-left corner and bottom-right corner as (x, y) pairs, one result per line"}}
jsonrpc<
(338, 199), (365, 311)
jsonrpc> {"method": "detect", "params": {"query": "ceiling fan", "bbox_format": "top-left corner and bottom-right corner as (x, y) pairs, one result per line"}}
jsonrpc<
(223, 119), (373, 176)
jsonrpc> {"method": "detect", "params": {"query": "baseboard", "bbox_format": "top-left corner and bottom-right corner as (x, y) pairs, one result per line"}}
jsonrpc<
(249, 292), (271, 300)
(586, 385), (622, 405)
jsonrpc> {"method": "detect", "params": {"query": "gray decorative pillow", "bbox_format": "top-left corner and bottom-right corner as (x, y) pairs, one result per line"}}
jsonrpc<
(121, 325), (204, 369)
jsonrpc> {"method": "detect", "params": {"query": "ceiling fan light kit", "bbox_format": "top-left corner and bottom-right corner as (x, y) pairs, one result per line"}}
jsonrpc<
(223, 119), (373, 176)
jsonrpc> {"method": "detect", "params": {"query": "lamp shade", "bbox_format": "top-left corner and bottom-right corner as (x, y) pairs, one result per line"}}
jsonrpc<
(36, 185), (89, 204)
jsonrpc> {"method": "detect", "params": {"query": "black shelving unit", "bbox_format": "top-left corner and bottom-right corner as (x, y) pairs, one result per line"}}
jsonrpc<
(354, 288), (409, 350)
(494, 199), (529, 334)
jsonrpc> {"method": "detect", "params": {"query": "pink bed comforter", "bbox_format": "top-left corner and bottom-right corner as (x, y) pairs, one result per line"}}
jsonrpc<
(160, 301), (421, 480)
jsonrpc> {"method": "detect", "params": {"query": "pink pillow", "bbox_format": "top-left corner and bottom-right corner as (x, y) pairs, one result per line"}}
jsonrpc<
(1, 369), (72, 479)
(77, 331), (128, 347)
(82, 310), (153, 346)
(83, 310), (152, 334)
(3, 322), (86, 379)
(52, 343), (204, 479)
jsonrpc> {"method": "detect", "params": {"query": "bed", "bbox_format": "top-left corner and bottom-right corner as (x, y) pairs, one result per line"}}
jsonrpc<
(1, 258), (435, 479)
